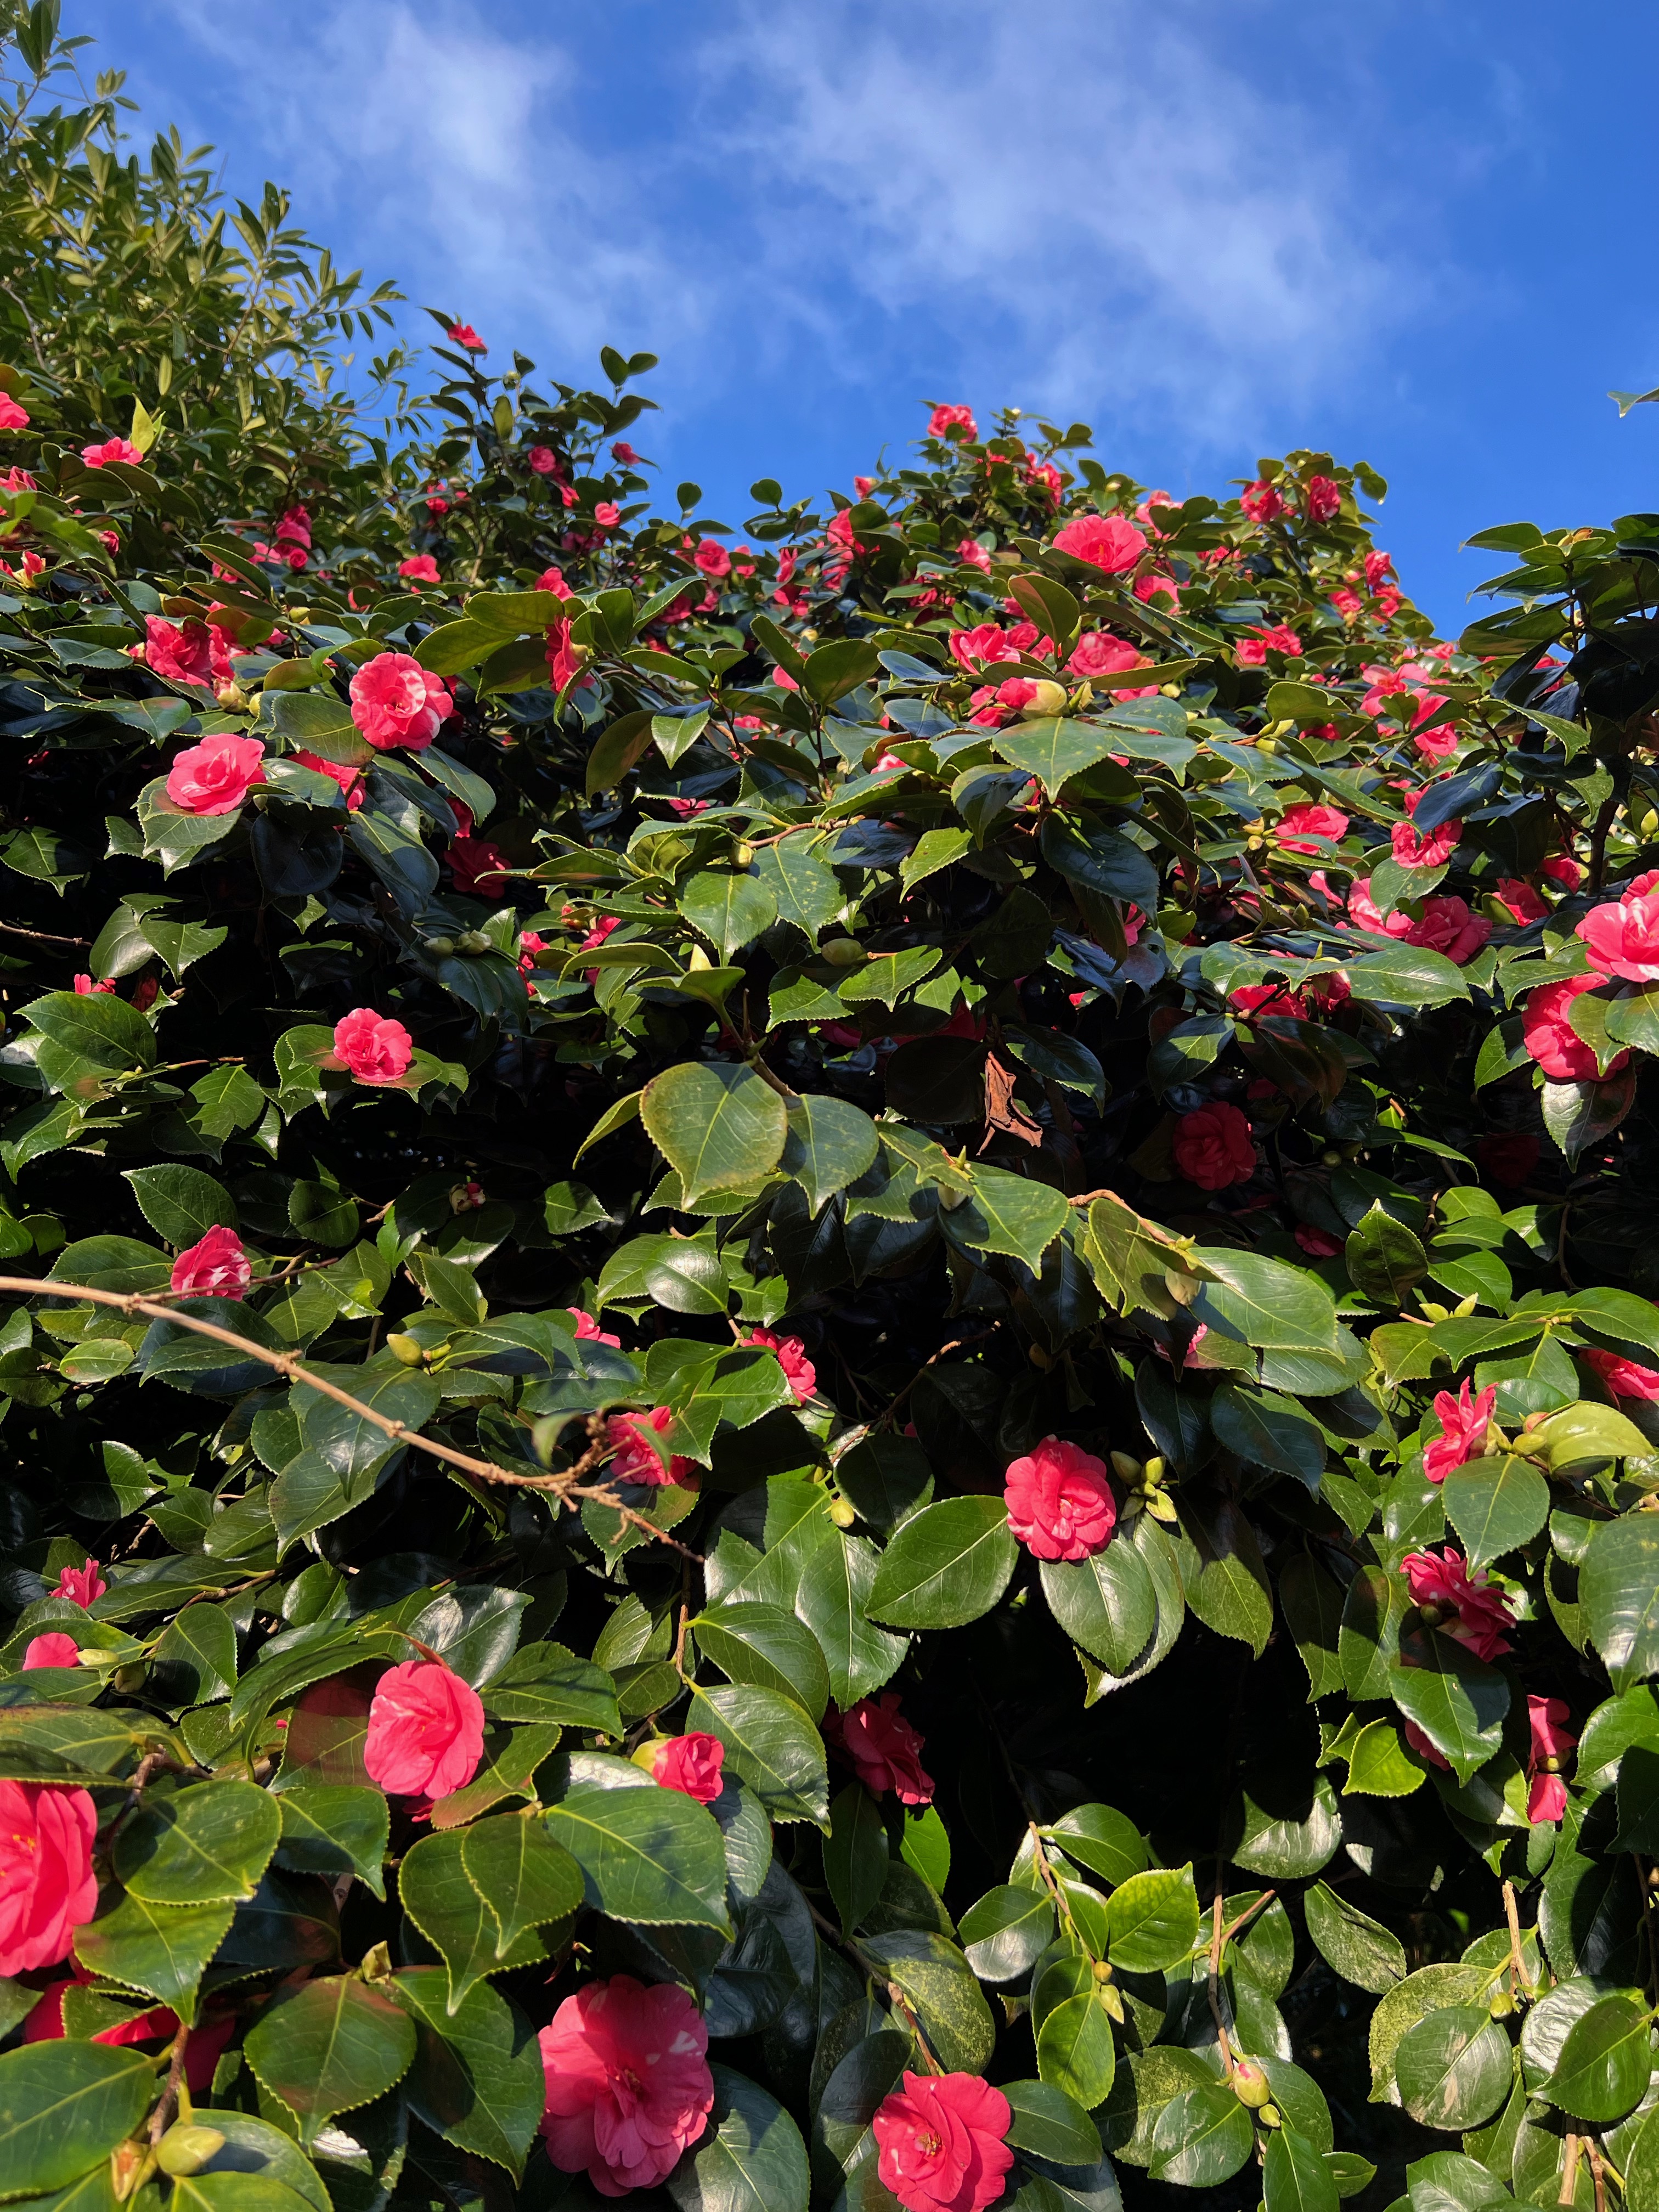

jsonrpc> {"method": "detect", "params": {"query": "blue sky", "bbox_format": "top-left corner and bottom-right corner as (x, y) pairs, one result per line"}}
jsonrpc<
(63, 0), (1659, 630)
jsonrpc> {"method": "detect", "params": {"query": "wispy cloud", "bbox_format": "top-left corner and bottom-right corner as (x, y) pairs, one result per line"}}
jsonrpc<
(692, 0), (1415, 444)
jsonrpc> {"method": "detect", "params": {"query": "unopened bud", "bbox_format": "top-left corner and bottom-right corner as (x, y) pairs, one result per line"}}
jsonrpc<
(1029, 1344), (1051, 1369)
(1019, 680), (1069, 719)
(458, 930), (491, 954)
(821, 937), (864, 967)
(75, 1646), (121, 1668)
(386, 1333), (425, 1367)
(1259, 2104), (1282, 2129)
(1488, 1990), (1516, 2018)
(686, 943), (712, 971)
(1231, 2060), (1271, 2109)
(1417, 1600), (1446, 1627)
(156, 2126), (227, 2177)
(1091, 1957), (1114, 1983)
(1146, 1491), (1179, 1523)
(422, 935), (456, 956)
(1110, 1451), (1142, 1482)
(828, 1494), (857, 1528)
(1452, 1293), (1478, 1317)
(1142, 1457), (1165, 1485)
(734, 840), (755, 866)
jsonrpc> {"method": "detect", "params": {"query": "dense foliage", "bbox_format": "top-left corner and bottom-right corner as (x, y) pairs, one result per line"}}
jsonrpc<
(7, 10), (1659, 2212)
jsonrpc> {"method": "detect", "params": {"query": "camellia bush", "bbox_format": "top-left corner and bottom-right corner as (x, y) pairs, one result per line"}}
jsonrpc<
(10, 12), (1659, 2212)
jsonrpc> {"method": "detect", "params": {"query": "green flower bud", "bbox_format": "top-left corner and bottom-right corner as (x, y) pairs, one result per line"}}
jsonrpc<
(821, 937), (864, 967)
(156, 2126), (227, 2177)
(1231, 2059), (1271, 2109)
(386, 1333), (425, 1367)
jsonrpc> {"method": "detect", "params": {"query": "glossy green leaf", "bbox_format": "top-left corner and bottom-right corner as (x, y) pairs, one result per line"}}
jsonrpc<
(865, 1497), (1017, 1629)
(243, 1974), (417, 2142)
(641, 1062), (788, 1209)
(0, 2042), (153, 2197)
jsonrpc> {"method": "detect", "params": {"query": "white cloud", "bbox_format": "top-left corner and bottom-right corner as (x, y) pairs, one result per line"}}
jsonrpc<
(691, 0), (1414, 444)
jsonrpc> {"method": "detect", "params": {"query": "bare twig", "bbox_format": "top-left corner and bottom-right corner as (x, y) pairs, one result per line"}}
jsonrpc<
(1561, 2135), (1583, 2207)
(1502, 1877), (1529, 2000)
(1206, 1886), (1234, 2077)
(148, 2018), (191, 2143)
(1586, 2136), (1608, 2212)
(875, 1327), (1001, 1431)
(805, 1898), (946, 2075)
(0, 1275), (695, 1554)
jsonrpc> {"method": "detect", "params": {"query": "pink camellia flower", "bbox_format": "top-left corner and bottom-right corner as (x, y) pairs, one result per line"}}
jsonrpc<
(23, 1632), (81, 1669)
(397, 554), (441, 587)
(1235, 624), (1302, 663)
(1495, 877), (1549, 923)
(446, 322), (486, 351)
(928, 403), (978, 441)
(1347, 881), (1491, 966)
(73, 974), (111, 996)
(1232, 983), (1306, 1019)
(1526, 1695), (1576, 1825)
(0, 1783), (98, 1974)
(1294, 1223), (1344, 1258)
(170, 1225), (251, 1301)
(947, 623), (1023, 674)
(331, 1008), (414, 1085)
(527, 447), (560, 475)
(693, 538), (731, 579)
(275, 504), (311, 550)
(825, 1694), (934, 1806)
(348, 651), (455, 751)
(1403, 1719), (1450, 1771)
(3, 465), (35, 490)
(1582, 1346), (1659, 1401)
(1543, 855), (1583, 890)
(956, 536), (991, 572)
(1523, 976), (1628, 1084)
(606, 1406), (692, 1487)
(0, 394), (29, 430)
(538, 1975), (714, 2197)
(535, 563), (573, 599)
(1276, 802), (1348, 854)
(612, 441), (641, 465)
(1401, 1546), (1515, 1662)
(594, 501), (620, 528)
(1003, 1436), (1117, 1562)
(743, 1329), (816, 1402)
(144, 616), (216, 688)
(363, 1661), (486, 1799)
(294, 751), (365, 811)
(1068, 631), (1150, 687)
(651, 1734), (725, 1805)
(53, 1558), (105, 1607)
(873, 2072), (1013, 2212)
(81, 437), (143, 468)
(163, 730), (266, 817)
(1391, 817), (1461, 868)
(1365, 549), (1395, 589)
(1305, 475), (1342, 522)
(1053, 513), (1146, 573)
(1173, 1101), (1256, 1190)
(568, 1307), (622, 1350)
(1421, 1379), (1497, 1483)
(1240, 479), (1287, 522)
(1578, 869), (1659, 983)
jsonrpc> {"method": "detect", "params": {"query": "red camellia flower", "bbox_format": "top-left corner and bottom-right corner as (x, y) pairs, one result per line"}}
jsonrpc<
(693, 538), (731, 579)
(538, 1975), (714, 2196)
(1236, 624), (1302, 663)
(1053, 513), (1146, 573)
(1578, 868), (1659, 982)
(143, 616), (213, 689)
(1173, 1101), (1256, 1190)
(348, 652), (455, 751)
(928, 403), (977, 441)
(526, 446), (558, 474)
(54, 1558), (105, 1606)
(872, 2072), (1013, 2212)
(743, 1328), (816, 1402)
(81, 436), (143, 467)
(294, 751), (365, 811)
(1421, 1378), (1496, 1482)
(568, 1307), (622, 1349)
(1003, 1436), (1117, 1561)
(0, 1782), (98, 1974)
(1495, 877), (1549, 923)
(1347, 882), (1491, 965)
(0, 394), (29, 430)
(170, 1224), (251, 1300)
(612, 442), (641, 465)
(1543, 854), (1583, 890)
(23, 1978), (235, 2094)
(446, 321), (486, 351)
(1391, 817), (1461, 867)
(1067, 631), (1150, 687)
(164, 730), (266, 816)
(1523, 976), (1628, 1084)
(447, 837), (512, 897)
(594, 501), (620, 527)
(1294, 1223), (1344, 1257)
(331, 1008), (414, 1085)
(1400, 1545), (1516, 1662)
(1582, 1345), (1659, 1400)
(23, 1633), (80, 1669)
(1526, 1695), (1576, 1825)
(397, 554), (440, 586)
(1275, 802), (1348, 854)
(363, 1661), (486, 1799)
(947, 623), (1023, 674)
(1240, 479), (1286, 522)
(825, 1694), (934, 1805)
(606, 1406), (692, 1486)
(651, 1733), (725, 1804)
(1305, 474), (1342, 522)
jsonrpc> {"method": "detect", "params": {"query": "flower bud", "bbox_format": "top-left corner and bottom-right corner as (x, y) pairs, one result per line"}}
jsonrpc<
(1259, 2104), (1282, 2129)
(1488, 1990), (1516, 2018)
(1110, 1451), (1142, 1482)
(828, 1494), (857, 1529)
(422, 936), (456, 956)
(1142, 1457), (1165, 1485)
(1029, 1344), (1051, 1370)
(1019, 680), (1069, 719)
(734, 840), (755, 866)
(386, 1333), (425, 1367)
(1145, 1490), (1179, 1523)
(821, 937), (864, 967)
(1231, 2060), (1271, 2109)
(686, 944), (712, 972)
(75, 1646), (120, 1668)
(1091, 1957), (1114, 1983)
(156, 2126), (227, 2177)
(458, 930), (491, 954)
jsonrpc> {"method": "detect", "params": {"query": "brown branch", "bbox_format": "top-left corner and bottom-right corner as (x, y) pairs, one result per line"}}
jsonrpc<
(1502, 1877), (1529, 2001)
(1586, 2136), (1607, 2212)
(1206, 1885), (1235, 2077)
(0, 921), (91, 945)
(1561, 2135), (1583, 2207)
(148, 2017), (191, 2143)
(0, 1276), (695, 1554)
(805, 1898), (946, 2075)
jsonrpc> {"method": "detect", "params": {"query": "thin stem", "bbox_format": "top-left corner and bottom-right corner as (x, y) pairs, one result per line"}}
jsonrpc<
(805, 1899), (946, 2075)
(1561, 2135), (1583, 2207)
(148, 2018), (191, 2143)
(1502, 1878), (1529, 2001)
(1206, 1886), (1234, 2077)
